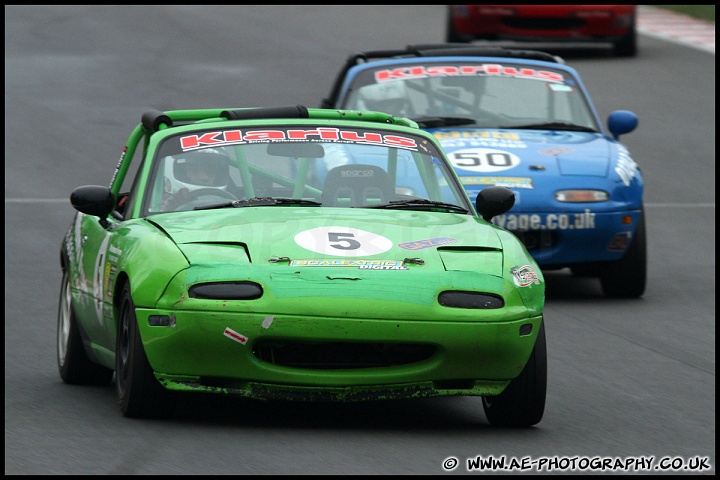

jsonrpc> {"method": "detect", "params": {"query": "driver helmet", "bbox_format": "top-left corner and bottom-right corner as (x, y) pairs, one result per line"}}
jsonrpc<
(168, 148), (231, 194)
(356, 81), (408, 116)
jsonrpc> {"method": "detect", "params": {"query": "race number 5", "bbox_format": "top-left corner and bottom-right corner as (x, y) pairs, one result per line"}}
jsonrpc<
(295, 226), (392, 256)
(328, 232), (361, 250)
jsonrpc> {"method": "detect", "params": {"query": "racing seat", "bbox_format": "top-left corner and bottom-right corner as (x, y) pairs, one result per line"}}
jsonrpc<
(322, 164), (393, 207)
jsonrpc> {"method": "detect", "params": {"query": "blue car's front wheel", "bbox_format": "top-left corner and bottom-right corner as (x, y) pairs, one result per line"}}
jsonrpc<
(599, 208), (647, 298)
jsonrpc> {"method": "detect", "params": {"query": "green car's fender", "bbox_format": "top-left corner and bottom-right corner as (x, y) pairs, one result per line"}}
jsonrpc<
(496, 228), (545, 314)
(107, 218), (191, 309)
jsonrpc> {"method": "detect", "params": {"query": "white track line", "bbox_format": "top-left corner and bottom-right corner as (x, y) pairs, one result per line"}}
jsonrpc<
(638, 5), (715, 53)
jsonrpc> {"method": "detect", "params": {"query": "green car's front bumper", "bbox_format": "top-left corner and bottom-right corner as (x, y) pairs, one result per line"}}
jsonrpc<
(136, 309), (543, 401)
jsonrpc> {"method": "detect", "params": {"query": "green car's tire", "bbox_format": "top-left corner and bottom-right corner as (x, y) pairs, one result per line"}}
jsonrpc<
(482, 319), (547, 427)
(599, 208), (647, 298)
(115, 282), (175, 418)
(57, 270), (113, 385)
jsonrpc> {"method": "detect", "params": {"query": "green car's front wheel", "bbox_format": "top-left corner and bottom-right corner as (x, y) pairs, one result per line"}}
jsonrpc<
(115, 282), (175, 418)
(482, 319), (547, 427)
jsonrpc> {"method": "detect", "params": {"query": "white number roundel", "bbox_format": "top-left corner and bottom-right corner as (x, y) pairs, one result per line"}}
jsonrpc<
(294, 226), (392, 256)
(448, 148), (520, 172)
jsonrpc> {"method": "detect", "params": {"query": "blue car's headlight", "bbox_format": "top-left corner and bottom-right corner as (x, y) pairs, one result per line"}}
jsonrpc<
(555, 189), (609, 202)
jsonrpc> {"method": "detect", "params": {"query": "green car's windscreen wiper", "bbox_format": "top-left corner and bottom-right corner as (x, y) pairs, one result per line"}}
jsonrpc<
(195, 197), (322, 211)
(362, 198), (469, 213)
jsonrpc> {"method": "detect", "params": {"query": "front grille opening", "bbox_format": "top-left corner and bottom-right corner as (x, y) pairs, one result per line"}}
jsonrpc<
(434, 379), (476, 390)
(253, 341), (436, 369)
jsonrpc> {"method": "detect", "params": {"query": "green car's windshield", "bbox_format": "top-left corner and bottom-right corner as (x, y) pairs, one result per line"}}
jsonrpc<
(341, 61), (599, 131)
(143, 126), (471, 215)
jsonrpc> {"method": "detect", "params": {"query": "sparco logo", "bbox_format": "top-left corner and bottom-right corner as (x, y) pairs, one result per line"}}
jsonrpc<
(341, 170), (374, 177)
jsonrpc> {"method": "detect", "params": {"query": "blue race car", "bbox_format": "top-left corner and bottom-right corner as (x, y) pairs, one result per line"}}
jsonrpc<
(321, 45), (646, 298)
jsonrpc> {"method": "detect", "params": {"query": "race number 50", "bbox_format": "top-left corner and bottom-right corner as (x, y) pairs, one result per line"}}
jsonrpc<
(449, 148), (520, 172)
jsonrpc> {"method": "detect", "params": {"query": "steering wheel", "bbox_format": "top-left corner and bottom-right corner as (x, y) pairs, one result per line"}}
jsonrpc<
(186, 188), (238, 202)
(173, 188), (239, 211)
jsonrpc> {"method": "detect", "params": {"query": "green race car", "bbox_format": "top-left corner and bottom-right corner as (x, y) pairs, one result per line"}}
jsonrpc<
(58, 105), (546, 425)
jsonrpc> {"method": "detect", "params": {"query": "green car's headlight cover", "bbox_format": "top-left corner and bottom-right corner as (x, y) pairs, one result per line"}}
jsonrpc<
(438, 290), (504, 309)
(189, 281), (263, 300)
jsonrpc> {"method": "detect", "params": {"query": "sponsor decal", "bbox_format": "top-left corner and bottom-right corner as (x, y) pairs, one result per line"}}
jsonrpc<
(494, 210), (596, 231)
(607, 232), (632, 252)
(109, 146), (128, 189)
(295, 226), (392, 256)
(289, 259), (408, 270)
(104, 263), (116, 298)
(511, 265), (541, 287)
(179, 128), (418, 152)
(224, 327), (248, 345)
(68, 221), (84, 288)
(107, 244), (122, 263)
(93, 235), (111, 324)
(398, 237), (458, 250)
(373, 65), (565, 83)
(460, 176), (533, 189)
(539, 147), (574, 156)
(435, 131), (525, 149)
(341, 169), (375, 178)
(435, 131), (520, 141)
(615, 146), (638, 186)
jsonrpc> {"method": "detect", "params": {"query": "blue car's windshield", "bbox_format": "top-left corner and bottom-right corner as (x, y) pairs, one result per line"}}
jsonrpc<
(342, 61), (599, 131)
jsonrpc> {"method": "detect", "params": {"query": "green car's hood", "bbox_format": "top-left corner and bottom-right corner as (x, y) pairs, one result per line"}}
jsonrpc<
(145, 207), (544, 320)
(149, 207), (504, 274)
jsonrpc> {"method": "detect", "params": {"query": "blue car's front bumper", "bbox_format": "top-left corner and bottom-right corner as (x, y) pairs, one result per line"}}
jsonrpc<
(489, 209), (643, 267)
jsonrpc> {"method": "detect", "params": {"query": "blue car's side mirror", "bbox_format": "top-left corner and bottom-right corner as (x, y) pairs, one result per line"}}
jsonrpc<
(607, 110), (638, 139)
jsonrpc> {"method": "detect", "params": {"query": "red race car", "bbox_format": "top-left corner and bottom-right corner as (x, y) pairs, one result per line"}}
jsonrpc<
(447, 5), (636, 57)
